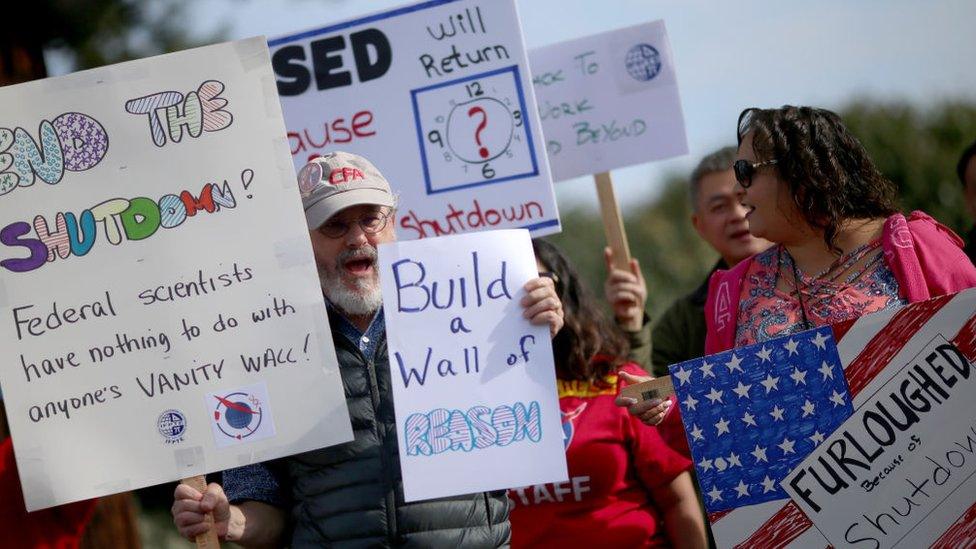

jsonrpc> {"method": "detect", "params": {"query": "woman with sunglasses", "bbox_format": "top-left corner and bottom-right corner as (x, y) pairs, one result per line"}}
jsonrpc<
(705, 105), (976, 353)
(508, 239), (706, 549)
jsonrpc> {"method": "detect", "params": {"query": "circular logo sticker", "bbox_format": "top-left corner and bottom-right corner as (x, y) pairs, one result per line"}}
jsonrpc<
(212, 391), (264, 440)
(157, 409), (187, 444)
(624, 43), (662, 82)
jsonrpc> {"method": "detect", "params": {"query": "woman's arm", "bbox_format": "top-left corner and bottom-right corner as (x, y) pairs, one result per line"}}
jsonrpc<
(650, 471), (707, 549)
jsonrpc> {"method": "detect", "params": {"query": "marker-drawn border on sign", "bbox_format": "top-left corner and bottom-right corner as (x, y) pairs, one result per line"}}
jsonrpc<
(411, 65), (540, 195)
(267, 0), (459, 46)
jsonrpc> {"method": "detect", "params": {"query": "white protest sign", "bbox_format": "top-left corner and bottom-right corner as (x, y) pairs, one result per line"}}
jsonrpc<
(781, 290), (976, 548)
(269, 0), (560, 240)
(528, 20), (687, 181)
(0, 38), (352, 511)
(378, 229), (566, 501)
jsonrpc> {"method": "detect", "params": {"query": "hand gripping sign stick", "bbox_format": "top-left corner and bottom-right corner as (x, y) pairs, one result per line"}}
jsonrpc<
(181, 475), (221, 548)
(594, 171), (631, 270)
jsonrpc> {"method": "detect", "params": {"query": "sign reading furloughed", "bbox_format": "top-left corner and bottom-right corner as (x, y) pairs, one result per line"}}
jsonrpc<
(781, 292), (976, 548)
(0, 38), (352, 511)
(378, 229), (566, 501)
(529, 20), (687, 181)
(269, 0), (560, 240)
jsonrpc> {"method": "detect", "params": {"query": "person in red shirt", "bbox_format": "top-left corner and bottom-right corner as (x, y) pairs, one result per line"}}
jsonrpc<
(508, 240), (706, 548)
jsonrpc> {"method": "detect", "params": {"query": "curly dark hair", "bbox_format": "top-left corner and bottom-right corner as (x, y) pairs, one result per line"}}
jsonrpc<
(532, 239), (629, 385)
(737, 106), (899, 253)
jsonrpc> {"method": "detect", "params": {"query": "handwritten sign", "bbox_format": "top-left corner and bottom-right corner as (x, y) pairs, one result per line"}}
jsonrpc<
(671, 290), (976, 548)
(529, 20), (688, 181)
(0, 38), (352, 511)
(781, 291), (976, 548)
(269, 0), (560, 240)
(378, 229), (566, 501)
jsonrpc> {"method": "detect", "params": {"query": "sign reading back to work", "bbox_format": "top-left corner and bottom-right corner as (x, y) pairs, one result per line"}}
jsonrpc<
(0, 38), (353, 511)
(528, 20), (688, 181)
(269, 0), (560, 241)
(378, 229), (567, 501)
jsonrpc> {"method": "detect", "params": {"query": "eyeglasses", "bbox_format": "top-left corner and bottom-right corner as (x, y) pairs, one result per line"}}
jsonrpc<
(318, 209), (392, 238)
(733, 159), (777, 188)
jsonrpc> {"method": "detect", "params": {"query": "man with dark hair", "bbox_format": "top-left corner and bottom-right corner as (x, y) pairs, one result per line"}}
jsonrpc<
(171, 151), (564, 548)
(957, 139), (976, 263)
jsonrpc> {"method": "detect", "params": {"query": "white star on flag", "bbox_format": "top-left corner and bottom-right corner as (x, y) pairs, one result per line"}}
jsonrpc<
(683, 393), (699, 411)
(673, 366), (692, 386)
(790, 366), (807, 385)
(705, 387), (724, 404)
(801, 399), (815, 417)
(698, 457), (713, 472)
(778, 437), (796, 454)
(830, 390), (847, 407)
(756, 346), (773, 362)
(819, 360), (835, 380)
(741, 411), (757, 427)
(751, 445), (768, 463)
(708, 486), (723, 502)
(760, 373), (780, 393)
(715, 417), (731, 436)
(728, 452), (742, 467)
(732, 381), (752, 399)
(700, 360), (715, 379)
(735, 480), (750, 498)
(725, 353), (744, 373)
(811, 330), (830, 350)
(690, 424), (704, 441)
(761, 475), (776, 493)
(769, 405), (785, 421)
(809, 431), (825, 445)
(785, 338), (800, 356)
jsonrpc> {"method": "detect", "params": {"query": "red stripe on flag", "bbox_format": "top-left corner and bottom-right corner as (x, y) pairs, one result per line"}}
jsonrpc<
(732, 501), (811, 549)
(708, 509), (732, 523)
(931, 499), (976, 548)
(830, 318), (857, 344)
(844, 294), (952, 397)
(949, 311), (976, 362)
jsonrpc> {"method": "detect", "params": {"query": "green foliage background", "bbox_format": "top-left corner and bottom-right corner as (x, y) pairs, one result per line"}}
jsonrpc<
(547, 101), (976, 319)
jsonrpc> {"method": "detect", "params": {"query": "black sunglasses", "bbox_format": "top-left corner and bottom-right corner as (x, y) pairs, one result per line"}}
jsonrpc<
(733, 159), (777, 188)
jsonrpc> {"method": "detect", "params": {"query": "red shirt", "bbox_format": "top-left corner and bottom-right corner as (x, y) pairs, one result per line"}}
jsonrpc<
(509, 363), (691, 548)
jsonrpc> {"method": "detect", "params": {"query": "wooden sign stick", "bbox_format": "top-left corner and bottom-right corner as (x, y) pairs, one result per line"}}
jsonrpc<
(181, 475), (221, 548)
(594, 171), (632, 270)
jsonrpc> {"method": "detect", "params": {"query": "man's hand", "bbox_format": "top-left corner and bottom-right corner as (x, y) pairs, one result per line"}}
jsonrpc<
(172, 482), (234, 541)
(522, 276), (564, 338)
(614, 370), (672, 426)
(604, 247), (647, 332)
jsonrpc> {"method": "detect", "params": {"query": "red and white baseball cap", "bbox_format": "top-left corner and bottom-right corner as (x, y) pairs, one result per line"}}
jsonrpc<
(298, 151), (396, 230)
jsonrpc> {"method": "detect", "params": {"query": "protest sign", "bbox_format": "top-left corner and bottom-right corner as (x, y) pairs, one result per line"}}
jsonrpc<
(0, 38), (352, 511)
(377, 229), (566, 501)
(670, 289), (976, 548)
(528, 20), (687, 182)
(269, 0), (560, 241)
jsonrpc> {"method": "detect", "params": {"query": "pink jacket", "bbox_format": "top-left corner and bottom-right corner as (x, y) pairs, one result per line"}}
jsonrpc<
(704, 211), (976, 354)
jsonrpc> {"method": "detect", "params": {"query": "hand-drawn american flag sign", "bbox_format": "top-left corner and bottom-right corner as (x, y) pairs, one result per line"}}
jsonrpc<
(670, 288), (976, 548)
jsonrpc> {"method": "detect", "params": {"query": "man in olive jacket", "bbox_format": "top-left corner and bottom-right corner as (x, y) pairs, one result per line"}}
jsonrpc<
(171, 152), (564, 548)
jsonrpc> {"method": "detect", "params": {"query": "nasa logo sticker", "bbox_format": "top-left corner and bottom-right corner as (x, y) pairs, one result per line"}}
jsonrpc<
(624, 43), (662, 82)
(206, 382), (277, 448)
(157, 409), (187, 444)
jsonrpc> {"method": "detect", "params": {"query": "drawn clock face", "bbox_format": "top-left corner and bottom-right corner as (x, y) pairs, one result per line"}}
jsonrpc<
(411, 66), (540, 195)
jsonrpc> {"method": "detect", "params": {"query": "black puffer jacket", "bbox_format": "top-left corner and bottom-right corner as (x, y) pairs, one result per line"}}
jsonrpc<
(284, 310), (511, 547)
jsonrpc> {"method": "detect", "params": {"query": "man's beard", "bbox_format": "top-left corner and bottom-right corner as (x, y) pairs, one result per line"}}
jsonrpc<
(318, 246), (383, 317)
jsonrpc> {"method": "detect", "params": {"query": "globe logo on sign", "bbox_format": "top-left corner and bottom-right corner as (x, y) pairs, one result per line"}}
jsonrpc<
(157, 409), (187, 444)
(212, 391), (264, 440)
(625, 43), (662, 82)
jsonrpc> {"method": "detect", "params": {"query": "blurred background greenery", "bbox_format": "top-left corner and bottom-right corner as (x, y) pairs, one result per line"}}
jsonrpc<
(3, 1), (976, 547)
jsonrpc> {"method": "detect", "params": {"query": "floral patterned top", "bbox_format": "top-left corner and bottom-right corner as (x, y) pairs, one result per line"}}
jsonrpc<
(734, 241), (907, 347)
